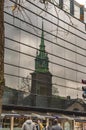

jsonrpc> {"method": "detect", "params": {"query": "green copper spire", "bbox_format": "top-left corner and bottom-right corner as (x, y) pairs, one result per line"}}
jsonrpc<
(39, 21), (45, 58)
(40, 21), (45, 49)
(35, 21), (49, 73)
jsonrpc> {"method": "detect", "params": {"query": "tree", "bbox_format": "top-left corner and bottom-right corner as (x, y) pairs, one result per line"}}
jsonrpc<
(0, 0), (4, 116)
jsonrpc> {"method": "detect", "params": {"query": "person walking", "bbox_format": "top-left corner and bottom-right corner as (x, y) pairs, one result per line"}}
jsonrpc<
(46, 120), (52, 130)
(22, 117), (37, 130)
(36, 119), (44, 130)
(52, 119), (62, 130)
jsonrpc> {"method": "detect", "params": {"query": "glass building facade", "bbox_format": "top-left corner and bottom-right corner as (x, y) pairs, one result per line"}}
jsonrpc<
(3, 0), (86, 111)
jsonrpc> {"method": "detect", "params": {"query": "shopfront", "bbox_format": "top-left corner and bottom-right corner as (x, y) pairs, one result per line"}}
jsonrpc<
(74, 118), (86, 130)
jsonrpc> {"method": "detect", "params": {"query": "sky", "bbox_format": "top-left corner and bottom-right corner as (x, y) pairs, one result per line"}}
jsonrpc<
(75, 0), (86, 5)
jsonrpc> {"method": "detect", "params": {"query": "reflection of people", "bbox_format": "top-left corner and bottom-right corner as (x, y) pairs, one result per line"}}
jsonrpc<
(52, 119), (62, 130)
(22, 118), (36, 130)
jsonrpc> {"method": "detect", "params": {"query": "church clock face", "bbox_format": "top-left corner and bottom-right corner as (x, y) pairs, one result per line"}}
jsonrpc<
(39, 60), (46, 67)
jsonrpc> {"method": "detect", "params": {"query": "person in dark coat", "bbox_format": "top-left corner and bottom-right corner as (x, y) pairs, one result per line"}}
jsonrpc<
(52, 119), (62, 130)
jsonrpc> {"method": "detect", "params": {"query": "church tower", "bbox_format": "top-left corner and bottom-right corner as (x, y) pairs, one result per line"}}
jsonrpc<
(31, 22), (52, 107)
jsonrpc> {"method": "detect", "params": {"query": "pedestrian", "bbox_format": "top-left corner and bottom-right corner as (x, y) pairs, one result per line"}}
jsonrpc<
(36, 119), (44, 130)
(46, 120), (52, 130)
(52, 119), (62, 130)
(21, 117), (37, 130)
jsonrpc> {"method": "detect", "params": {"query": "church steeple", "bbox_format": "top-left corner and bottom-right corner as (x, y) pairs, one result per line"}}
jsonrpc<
(30, 21), (52, 106)
(39, 21), (45, 57)
(35, 21), (49, 73)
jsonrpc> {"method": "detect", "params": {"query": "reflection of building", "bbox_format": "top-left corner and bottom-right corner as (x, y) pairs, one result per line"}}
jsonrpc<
(2, 22), (86, 117)
(2, 86), (24, 105)
(66, 98), (85, 111)
(31, 22), (52, 107)
(22, 22), (86, 110)
(2, 21), (86, 112)
(23, 22), (52, 107)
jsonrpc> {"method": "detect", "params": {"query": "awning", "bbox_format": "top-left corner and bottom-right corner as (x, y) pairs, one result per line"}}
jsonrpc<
(53, 114), (73, 120)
